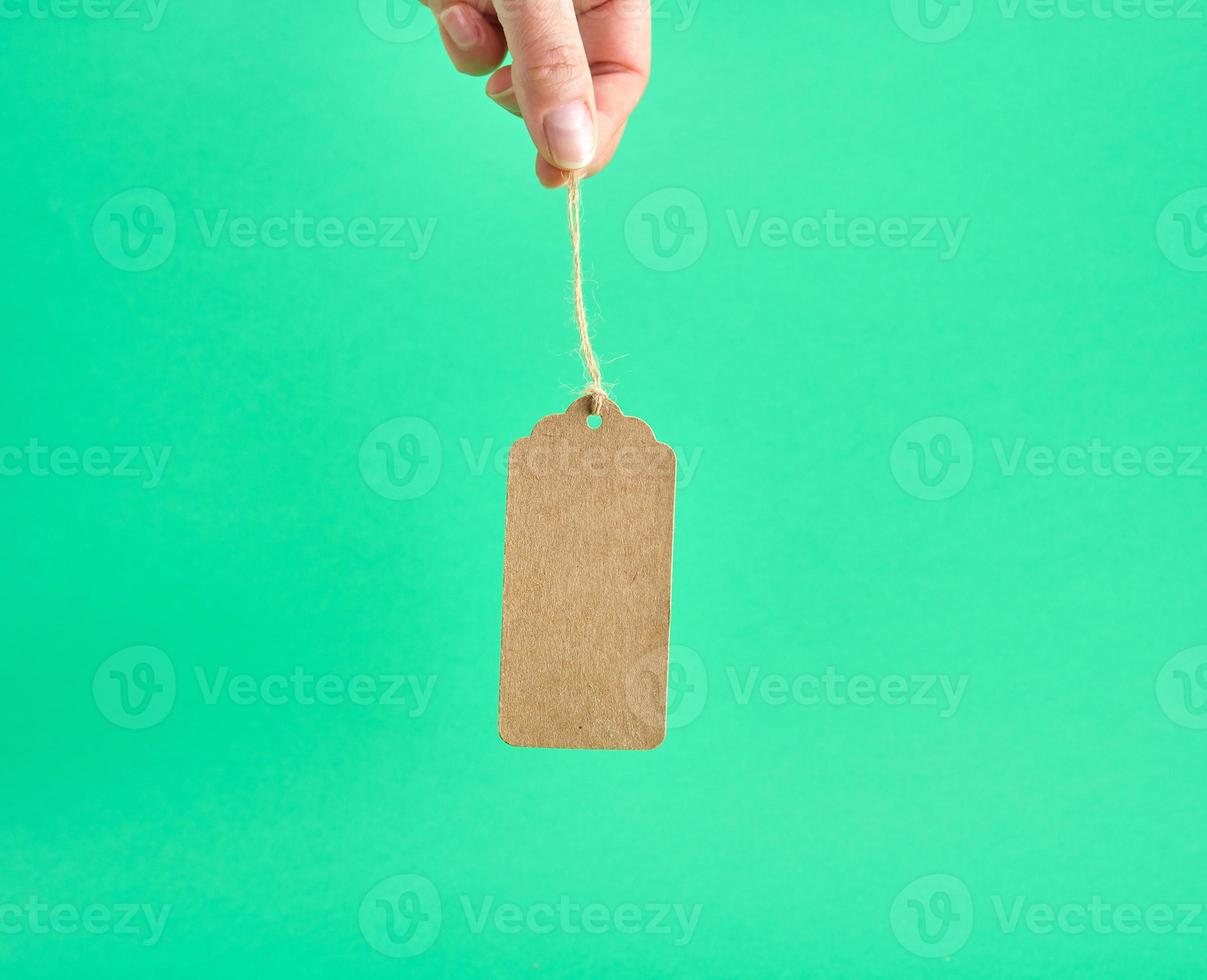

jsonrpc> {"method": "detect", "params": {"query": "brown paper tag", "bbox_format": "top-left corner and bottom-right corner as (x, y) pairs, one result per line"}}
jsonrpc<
(498, 395), (677, 750)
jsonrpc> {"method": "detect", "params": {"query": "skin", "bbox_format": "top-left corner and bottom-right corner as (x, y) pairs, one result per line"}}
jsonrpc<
(419, 0), (651, 187)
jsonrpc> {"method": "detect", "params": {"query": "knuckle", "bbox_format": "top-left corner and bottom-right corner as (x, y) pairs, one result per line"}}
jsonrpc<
(523, 41), (588, 88)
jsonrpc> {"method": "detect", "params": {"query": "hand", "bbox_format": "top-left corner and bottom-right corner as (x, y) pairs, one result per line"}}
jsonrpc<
(421, 0), (651, 187)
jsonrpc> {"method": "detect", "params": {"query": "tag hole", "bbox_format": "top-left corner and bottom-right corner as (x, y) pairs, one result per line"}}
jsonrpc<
(587, 415), (603, 430)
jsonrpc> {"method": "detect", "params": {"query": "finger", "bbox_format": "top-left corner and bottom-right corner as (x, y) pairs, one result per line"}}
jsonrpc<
(536, 154), (568, 188)
(533, 118), (625, 187)
(493, 0), (598, 172)
(582, 115), (629, 175)
(485, 65), (521, 116)
(432, 1), (508, 76)
(575, 0), (650, 177)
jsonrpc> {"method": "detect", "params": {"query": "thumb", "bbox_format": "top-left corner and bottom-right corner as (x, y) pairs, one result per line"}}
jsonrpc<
(493, 0), (597, 173)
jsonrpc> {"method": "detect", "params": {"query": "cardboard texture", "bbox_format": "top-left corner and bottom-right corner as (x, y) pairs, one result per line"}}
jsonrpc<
(498, 396), (677, 750)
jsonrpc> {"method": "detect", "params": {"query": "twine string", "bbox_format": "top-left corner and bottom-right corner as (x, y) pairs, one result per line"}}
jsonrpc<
(567, 173), (606, 416)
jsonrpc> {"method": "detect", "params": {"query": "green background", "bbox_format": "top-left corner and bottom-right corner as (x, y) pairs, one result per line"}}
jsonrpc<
(3, 0), (1207, 976)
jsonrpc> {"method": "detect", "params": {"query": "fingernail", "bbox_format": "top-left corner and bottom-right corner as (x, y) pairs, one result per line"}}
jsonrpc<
(543, 101), (596, 171)
(487, 86), (521, 116)
(439, 6), (479, 50)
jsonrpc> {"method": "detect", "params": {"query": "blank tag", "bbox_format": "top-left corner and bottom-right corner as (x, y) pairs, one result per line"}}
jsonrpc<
(498, 396), (677, 750)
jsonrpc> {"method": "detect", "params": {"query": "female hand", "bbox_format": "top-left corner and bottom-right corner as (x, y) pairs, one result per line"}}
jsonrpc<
(421, 0), (651, 187)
